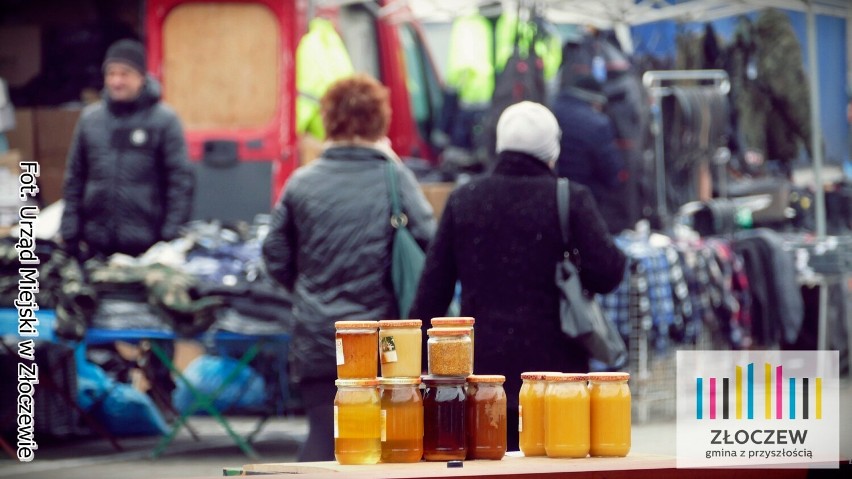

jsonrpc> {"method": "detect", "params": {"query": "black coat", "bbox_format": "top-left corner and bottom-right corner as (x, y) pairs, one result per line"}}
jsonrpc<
(551, 94), (629, 233)
(410, 152), (627, 408)
(60, 77), (194, 258)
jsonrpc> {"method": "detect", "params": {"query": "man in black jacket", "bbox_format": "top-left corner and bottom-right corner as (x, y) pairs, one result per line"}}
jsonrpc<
(552, 75), (628, 234)
(60, 39), (194, 259)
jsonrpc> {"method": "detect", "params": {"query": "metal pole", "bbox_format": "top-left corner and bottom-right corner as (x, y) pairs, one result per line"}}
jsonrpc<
(807, 0), (827, 239)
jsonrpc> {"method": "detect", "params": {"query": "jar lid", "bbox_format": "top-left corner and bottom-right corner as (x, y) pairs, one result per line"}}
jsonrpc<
(380, 377), (422, 385)
(422, 375), (467, 385)
(426, 327), (469, 337)
(546, 373), (588, 382)
(335, 320), (379, 330)
(588, 372), (630, 382)
(467, 374), (505, 383)
(335, 378), (380, 387)
(431, 317), (475, 327)
(521, 371), (559, 381)
(378, 319), (422, 328)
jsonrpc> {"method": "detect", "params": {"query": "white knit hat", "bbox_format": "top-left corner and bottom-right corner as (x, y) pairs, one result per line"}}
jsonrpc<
(495, 101), (561, 163)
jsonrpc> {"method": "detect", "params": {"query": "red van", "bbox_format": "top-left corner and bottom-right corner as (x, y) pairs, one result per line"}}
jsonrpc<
(145, 0), (443, 221)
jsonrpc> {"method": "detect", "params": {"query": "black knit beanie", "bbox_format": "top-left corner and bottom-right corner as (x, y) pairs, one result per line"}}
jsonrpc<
(103, 39), (146, 75)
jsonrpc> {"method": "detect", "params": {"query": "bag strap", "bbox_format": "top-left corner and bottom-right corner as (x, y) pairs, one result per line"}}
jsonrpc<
(557, 178), (570, 253)
(385, 162), (408, 229)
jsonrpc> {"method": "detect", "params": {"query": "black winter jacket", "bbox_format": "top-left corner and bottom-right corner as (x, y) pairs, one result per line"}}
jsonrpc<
(551, 94), (629, 233)
(60, 77), (194, 258)
(262, 146), (435, 382)
(410, 152), (626, 408)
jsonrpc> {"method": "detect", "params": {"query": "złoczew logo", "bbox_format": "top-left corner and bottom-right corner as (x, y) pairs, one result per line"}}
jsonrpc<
(677, 351), (839, 468)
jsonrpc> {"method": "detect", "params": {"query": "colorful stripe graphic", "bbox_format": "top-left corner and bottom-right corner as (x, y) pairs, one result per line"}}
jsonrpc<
(736, 366), (743, 419)
(696, 362), (823, 420)
(789, 378), (795, 419)
(697, 378), (703, 420)
(776, 365), (782, 420)
(765, 363), (772, 419)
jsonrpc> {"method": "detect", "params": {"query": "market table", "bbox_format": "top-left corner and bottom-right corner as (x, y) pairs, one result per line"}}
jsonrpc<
(235, 453), (841, 478)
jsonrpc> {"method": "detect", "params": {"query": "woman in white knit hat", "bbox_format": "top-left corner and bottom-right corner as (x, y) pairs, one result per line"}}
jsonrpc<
(410, 101), (627, 452)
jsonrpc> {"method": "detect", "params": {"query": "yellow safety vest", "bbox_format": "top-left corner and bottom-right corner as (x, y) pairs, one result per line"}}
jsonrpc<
(296, 18), (354, 138)
(446, 14), (495, 106)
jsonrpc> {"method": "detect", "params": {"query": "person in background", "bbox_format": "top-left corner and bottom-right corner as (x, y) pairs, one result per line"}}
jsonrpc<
(262, 73), (435, 462)
(551, 75), (629, 234)
(60, 39), (194, 260)
(410, 101), (626, 452)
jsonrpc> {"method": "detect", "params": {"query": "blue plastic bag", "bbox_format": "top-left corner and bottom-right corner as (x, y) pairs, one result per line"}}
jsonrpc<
(173, 355), (266, 414)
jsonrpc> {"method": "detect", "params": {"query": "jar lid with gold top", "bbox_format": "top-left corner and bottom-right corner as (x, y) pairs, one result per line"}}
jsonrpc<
(426, 327), (469, 337)
(380, 377), (422, 386)
(335, 320), (379, 329)
(335, 378), (380, 387)
(521, 371), (559, 381)
(431, 317), (475, 327)
(378, 320), (422, 328)
(545, 373), (588, 382)
(588, 372), (630, 382)
(467, 375), (505, 383)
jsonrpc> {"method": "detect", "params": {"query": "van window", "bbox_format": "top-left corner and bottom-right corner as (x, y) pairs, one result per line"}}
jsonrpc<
(398, 24), (443, 144)
(338, 5), (380, 79)
(162, 3), (280, 130)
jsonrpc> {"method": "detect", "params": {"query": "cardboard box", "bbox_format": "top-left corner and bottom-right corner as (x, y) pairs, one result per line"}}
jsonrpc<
(420, 182), (455, 220)
(6, 108), (35, 163)
(0, 26), (42, 87)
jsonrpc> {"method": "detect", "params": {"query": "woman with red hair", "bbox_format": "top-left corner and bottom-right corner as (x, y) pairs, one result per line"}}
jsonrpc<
(263, 73), (435, 461)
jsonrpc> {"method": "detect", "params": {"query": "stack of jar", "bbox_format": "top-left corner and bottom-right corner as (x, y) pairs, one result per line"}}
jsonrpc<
(333, 320), (424, 464)
(518, 371), (631, 458)
(425, 317), (507, 461)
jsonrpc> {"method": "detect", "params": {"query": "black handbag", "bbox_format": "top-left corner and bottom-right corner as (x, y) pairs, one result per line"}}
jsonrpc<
(556, 178), (627, 367)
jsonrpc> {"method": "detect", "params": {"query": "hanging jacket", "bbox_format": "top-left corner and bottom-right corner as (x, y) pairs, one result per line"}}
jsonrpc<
(446, 13), (495, 107)
(262, 146), (435, 381)
(60, 77), (194, 259)
(296, 18), (355, 138)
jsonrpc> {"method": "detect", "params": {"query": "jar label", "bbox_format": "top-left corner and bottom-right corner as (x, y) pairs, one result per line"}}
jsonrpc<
(335, 338), (344, 365)
(380, 336), (398, 364)
(380, 409), (387, 442)
(518, 405), (523, 432)
(333, 405), (339, 438)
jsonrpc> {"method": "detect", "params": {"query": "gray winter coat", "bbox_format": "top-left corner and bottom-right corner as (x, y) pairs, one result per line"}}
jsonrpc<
(60, 77), (194, 258)
(262, 146), (435, 381)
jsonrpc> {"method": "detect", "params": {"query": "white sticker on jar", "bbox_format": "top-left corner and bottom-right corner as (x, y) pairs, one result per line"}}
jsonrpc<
(518, 405), (523, 432)
(380, 409), (387, 442)
(333, 405), (339, 438)
(380, 336), (398, 363)
(335, 338), (344, 365)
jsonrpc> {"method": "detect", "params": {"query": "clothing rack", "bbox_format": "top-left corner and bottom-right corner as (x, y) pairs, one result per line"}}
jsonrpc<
(642, 69), (730, 224)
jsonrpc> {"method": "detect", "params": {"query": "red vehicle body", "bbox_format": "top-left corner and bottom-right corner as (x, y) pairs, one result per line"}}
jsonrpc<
(145, 0), (443, 221)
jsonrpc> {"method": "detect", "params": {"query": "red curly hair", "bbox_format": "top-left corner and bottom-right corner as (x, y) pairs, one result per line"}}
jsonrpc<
(320, 73), (391, 142)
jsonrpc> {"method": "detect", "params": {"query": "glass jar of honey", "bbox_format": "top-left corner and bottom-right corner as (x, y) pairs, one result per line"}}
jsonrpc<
(466, 375), (506, 460)
(334, 378), (381, 465)
(378, 320), (422, 378)
(335, 321), (379, 379)
(518, 372), (556, 457)
(380, 377), (423, 463)
(422, 376), (467, 461)
(544, 373), (590, 458)
(589, 372), (631, 457)
(426, 328), (472, 376)
(431, 317), (475, 366)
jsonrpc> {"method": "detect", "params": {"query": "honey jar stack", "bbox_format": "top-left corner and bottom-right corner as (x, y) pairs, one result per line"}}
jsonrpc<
(332, 316), (509, 465)
(333, 319), (424, 465)
(425, 317), (507, 461)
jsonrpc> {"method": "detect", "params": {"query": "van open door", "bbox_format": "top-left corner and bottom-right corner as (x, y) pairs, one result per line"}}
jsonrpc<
(146, 0), (299, 222)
